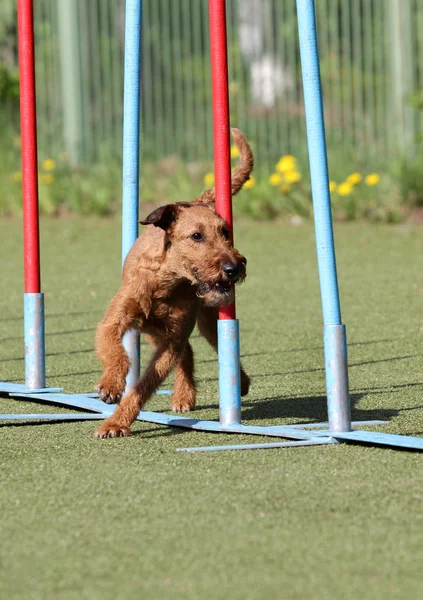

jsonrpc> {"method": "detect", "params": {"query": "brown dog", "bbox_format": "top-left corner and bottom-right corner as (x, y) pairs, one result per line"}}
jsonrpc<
(94, 128), (253, 438)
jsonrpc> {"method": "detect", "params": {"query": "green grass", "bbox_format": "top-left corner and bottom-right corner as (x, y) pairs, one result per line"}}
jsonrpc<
(0, 217), (422, 599)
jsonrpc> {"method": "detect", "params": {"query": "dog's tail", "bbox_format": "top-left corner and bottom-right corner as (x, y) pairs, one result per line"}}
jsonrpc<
(197, 128), (254, 205)
(229, 128), (254, 196)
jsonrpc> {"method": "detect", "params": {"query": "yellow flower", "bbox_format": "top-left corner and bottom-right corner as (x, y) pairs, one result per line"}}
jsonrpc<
(10, 171), (22, 182)
(365, 173), (380, 186)
(276, 155), (296, 173)
(230, 145), (240, 159)
(347, 172), (362, 185)
(243, 176), (255, 189)
(284, 169), (302, 184)
(329, 181), (337, 192)
(280, 184), (291, 194)
(42, 158), (56, 171)
(203, 172), (215, 186)
(337, 182), (353, 196)
(269, 172), (283, 186)
(40, 173), (55, 185)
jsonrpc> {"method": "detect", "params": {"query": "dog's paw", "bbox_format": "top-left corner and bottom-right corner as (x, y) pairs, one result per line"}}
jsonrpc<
(94, 422), (131, 439)
(171, 395), (196, 413)
(95, 376), (125, 404)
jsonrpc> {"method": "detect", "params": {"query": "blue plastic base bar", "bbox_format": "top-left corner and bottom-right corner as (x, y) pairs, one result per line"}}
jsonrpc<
(176, 438), (337, 453)
(0, 382), (62, 394)
(0, 413), (105, 422)
(331, 430), (423, 451)
(218, 319), (241, 426)
(285, 420), (387, 429)
(135, 411), (327, 440)
(10, 392), (113, 414)
(176, 430), (423, 453)
(1, 389), (422, 451)
(24, 293), (46, 390)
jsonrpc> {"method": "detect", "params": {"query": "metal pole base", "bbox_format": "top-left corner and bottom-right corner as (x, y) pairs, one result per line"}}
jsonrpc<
(24, 293), (46, 390)
(324, 324), (351, 433)
(218, 319), (241, 426)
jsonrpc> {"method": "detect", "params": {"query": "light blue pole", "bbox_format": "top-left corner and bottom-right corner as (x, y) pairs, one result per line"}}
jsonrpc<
(296, 0), (351, 432)
(122, 0), (142, 392)
(218, 319), (242, 426)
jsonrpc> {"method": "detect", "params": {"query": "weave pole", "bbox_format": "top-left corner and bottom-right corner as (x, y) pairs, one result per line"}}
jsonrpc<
(208, 0), (242, 426)
(121, 0), (142, 393)
(296, 0), (351, 433)
(18, 0), (46, 391)
(3, 0), (422, 451)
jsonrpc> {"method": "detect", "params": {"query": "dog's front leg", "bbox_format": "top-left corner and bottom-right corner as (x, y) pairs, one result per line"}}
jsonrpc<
(95, 290), (139, 404)
(95, 342), (182, 438)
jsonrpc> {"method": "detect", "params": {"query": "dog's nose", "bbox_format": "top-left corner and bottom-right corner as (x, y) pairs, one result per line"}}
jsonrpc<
(223, 263), (240, 281)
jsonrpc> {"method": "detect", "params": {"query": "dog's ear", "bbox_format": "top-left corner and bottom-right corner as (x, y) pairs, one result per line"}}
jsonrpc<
(139, 204), (178, 232)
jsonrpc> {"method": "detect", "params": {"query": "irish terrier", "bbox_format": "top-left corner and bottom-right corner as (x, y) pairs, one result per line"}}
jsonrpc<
(94, 128), (253, 438)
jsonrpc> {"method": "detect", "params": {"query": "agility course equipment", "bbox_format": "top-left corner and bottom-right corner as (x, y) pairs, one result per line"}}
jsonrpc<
(209, 0), (242, 427)
(121, 0), (141, 394)
(1, 0), (423, 452)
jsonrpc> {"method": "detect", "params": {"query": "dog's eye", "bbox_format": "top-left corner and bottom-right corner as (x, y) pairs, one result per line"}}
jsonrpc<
(191, 232), (203, 241)
(222, 227), (230, 241)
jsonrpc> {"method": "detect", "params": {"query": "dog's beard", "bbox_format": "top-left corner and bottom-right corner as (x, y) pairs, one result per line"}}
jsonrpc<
(192, 262), (246, 307)
(194, 273), (245, 307)
(196, 282), (235, 307)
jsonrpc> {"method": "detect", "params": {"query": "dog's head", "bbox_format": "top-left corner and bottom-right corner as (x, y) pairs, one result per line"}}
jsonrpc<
(140, 202), (246, 307)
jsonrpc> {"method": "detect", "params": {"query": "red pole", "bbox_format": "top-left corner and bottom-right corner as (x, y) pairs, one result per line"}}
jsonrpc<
(208, 0), (236, 321)
(17, 0), (41, 294)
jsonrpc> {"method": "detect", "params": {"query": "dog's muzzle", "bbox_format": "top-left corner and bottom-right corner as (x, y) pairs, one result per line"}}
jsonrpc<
(193, 261), (246, 307)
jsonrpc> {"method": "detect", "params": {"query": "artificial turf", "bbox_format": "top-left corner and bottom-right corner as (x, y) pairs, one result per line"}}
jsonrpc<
(0, 216), (422, 599)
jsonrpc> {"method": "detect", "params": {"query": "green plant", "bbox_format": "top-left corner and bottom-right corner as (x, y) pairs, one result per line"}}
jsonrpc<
(0, 64), (19, 106)
(0, 115), (413, 225)
(397, 153), (423, 209)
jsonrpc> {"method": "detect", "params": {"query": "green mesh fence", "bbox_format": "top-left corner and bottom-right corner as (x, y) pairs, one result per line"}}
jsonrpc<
(17, 0), (423, 167)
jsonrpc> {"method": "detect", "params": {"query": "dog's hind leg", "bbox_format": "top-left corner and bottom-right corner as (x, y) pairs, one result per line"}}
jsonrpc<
(197, 305), (250, 396)
(171, 341), (196, 413)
